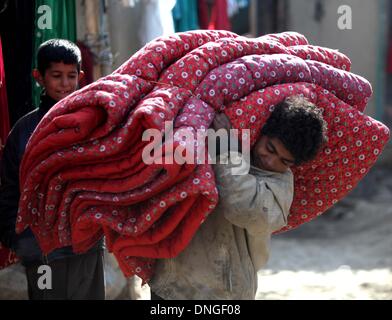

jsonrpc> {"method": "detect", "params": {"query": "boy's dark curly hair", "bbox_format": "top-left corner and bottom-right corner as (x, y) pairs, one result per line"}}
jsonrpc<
(260, 95), (328, 165)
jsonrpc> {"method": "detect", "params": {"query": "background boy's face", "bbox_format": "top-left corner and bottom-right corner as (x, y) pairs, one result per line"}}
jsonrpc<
(252, 135), (295, 173)
(33, 62), (83, 102)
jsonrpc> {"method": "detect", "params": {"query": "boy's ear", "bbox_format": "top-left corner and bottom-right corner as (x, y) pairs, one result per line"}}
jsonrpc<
(78, 70), (85, 81)
(32, 69), (44, 86)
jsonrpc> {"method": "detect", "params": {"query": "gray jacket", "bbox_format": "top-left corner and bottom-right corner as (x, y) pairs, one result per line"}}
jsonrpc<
(150, 152), (294, 299)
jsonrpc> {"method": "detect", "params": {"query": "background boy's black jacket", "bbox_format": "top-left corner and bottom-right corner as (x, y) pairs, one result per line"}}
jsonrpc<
(0, 94), (102, 265)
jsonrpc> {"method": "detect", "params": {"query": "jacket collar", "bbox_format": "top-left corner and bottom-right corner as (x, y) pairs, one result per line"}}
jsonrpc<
(39, 92), (58, 114)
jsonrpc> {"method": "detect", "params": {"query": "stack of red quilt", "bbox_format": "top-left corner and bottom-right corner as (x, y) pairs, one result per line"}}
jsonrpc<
(12, 31), (389, 281)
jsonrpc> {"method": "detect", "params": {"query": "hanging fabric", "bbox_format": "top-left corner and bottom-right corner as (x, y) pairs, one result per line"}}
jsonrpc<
(84, 0), (102, 80)
(76, 41), (94, 88)
(98, 0), (113, 76)
(0, 30), (18, 273)
(172, 0), (199, 32)
(139, 0), (176, 45)
(198, 0), (210, 29)
(227, 0), (239, 18)
(32, 0), (77, 108)
(387, 37), (392, 74)
(209, 0), (230, 30)
(0, 36), (10, 156)
(0, 0), (34, 127)
(198, 0), (231, 31)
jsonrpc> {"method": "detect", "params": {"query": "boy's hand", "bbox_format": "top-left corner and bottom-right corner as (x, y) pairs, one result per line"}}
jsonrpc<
(213, 113), (232, 132)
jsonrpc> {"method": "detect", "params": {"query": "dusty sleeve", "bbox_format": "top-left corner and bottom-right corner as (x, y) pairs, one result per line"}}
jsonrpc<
(214, 152), (294, 235)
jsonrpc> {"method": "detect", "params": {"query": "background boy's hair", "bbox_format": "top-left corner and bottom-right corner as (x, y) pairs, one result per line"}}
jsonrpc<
(261, 95), (328, 165)
(37, 39), (82, 75)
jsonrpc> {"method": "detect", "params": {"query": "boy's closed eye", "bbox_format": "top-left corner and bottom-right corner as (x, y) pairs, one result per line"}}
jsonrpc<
(252, 136), (295, 173)
(266, 141), (295, 166)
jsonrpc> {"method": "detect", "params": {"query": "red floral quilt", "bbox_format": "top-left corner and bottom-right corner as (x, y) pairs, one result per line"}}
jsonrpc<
(2, 31), (388, 281)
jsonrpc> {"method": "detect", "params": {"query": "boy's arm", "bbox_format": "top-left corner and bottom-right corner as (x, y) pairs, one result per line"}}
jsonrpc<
(214, 152), (294, 235)
(0, 128), (21, 249)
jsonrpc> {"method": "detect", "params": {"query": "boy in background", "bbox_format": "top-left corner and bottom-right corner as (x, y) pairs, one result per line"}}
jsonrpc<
(0, 39), (105, 300)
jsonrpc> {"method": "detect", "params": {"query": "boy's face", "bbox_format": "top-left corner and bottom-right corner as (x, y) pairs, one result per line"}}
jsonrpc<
(33, 62), (83, 102)
(252, 135), (295, 173)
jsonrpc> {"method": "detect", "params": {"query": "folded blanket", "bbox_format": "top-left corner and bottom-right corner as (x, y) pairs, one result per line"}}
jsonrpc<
(13, 30), (389, 281)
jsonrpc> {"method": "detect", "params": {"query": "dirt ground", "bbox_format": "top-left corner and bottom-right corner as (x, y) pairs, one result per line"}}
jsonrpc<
(256, 165), (392, 300)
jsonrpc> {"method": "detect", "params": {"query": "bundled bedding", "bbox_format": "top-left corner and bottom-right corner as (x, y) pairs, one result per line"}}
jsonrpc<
(4, 30), (388, 281)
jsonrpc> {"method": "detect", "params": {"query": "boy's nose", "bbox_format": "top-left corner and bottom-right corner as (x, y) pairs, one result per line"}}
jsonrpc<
(61, 76), (69, 86)
(265, 155), (273, 165)
(266, 155), (278, 168)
